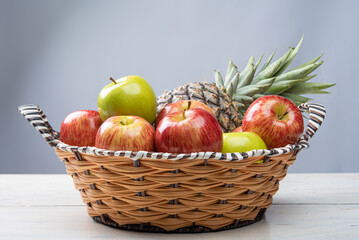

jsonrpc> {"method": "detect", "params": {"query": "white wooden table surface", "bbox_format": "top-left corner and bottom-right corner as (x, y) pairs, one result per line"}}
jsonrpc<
(1, 174), (358, 239)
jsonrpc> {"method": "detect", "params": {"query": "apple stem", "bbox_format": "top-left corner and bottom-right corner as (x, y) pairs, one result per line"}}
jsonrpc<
(279, 111), (288, 120)
(182, 109), (186, 119)
(109, 77), (116, 84)
(119, 120), (125, 126)
(187, 100), (192, 110)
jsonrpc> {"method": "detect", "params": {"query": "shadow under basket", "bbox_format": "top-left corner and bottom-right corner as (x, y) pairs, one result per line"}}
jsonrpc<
(18, 103), (326, 233)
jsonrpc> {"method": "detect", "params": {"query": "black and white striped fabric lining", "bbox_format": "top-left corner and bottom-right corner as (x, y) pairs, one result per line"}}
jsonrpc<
(298, 103), (326, 142)
(18, 103), (326, 162)
(18, 105), (60, 147)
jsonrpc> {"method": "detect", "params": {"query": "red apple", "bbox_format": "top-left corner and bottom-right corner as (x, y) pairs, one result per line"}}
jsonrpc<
(233, 126), (243, 132)
(155, 108), (223, 153)
(60, 110), (102, 146)
(95, 116), (155, 151)
(155, 100), (215, 128)
(242, 95), (304, 149)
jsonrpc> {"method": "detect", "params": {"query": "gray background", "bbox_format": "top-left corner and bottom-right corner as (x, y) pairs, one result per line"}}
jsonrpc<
(1, 0), (358, 173)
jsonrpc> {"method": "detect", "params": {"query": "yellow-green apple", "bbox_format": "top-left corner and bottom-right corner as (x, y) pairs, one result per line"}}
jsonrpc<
(222, 132), (267, 153)
(95, 116), (155, 151)
(98, 75), (157, 124)
(155, 108), (223, 153)
(242, 95), (304, 149)
(233, 126), (243, 132)
(60, 110), (102, 146)
(155, 100), (214, 128)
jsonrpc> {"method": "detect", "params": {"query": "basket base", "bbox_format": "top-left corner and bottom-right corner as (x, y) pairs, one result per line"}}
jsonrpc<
(92, 208), (266, 233)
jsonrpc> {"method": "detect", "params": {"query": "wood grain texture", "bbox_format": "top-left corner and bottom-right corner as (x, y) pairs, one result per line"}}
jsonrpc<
(1, 174), (358, 239)
(0, 206), (358, 240)
(0, 174), (82, 206)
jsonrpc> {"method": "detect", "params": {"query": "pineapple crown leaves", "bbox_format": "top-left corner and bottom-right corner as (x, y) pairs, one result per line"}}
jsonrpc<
(214, 36), (335, 112)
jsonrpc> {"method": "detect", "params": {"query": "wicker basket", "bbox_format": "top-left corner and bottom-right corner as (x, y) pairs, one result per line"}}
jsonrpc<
(18, 103), (326, 233)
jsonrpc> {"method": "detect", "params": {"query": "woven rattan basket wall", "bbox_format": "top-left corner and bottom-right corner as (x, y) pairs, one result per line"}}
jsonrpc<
(18, 103), (326, 233)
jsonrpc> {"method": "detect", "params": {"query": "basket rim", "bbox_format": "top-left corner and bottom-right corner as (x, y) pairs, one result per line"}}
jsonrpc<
(18, 102), (326, 162)
(54, 138), (308, 161)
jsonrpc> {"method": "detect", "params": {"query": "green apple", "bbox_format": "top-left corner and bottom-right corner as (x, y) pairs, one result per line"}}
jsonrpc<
(222, 132), (267, 153)
(98, 75), (157, 124)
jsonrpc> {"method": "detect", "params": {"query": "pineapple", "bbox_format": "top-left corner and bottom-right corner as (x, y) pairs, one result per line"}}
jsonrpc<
(157, 37), (335, 132)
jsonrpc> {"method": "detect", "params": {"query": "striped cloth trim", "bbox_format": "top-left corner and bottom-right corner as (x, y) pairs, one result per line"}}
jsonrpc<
(18, 102), (326, 162)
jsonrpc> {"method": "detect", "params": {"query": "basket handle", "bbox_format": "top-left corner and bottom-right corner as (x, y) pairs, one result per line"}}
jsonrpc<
(298, 103), (326, 142)
(18, 104), (60, 147)
(18, 103), (326, 150)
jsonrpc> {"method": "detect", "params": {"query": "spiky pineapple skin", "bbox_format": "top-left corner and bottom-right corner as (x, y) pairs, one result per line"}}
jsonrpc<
(157, 38), (335, 133)
(157, 82), (241, 133)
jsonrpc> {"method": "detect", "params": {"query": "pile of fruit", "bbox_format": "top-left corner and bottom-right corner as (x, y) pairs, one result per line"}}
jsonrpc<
(60, 38), (334, 154)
